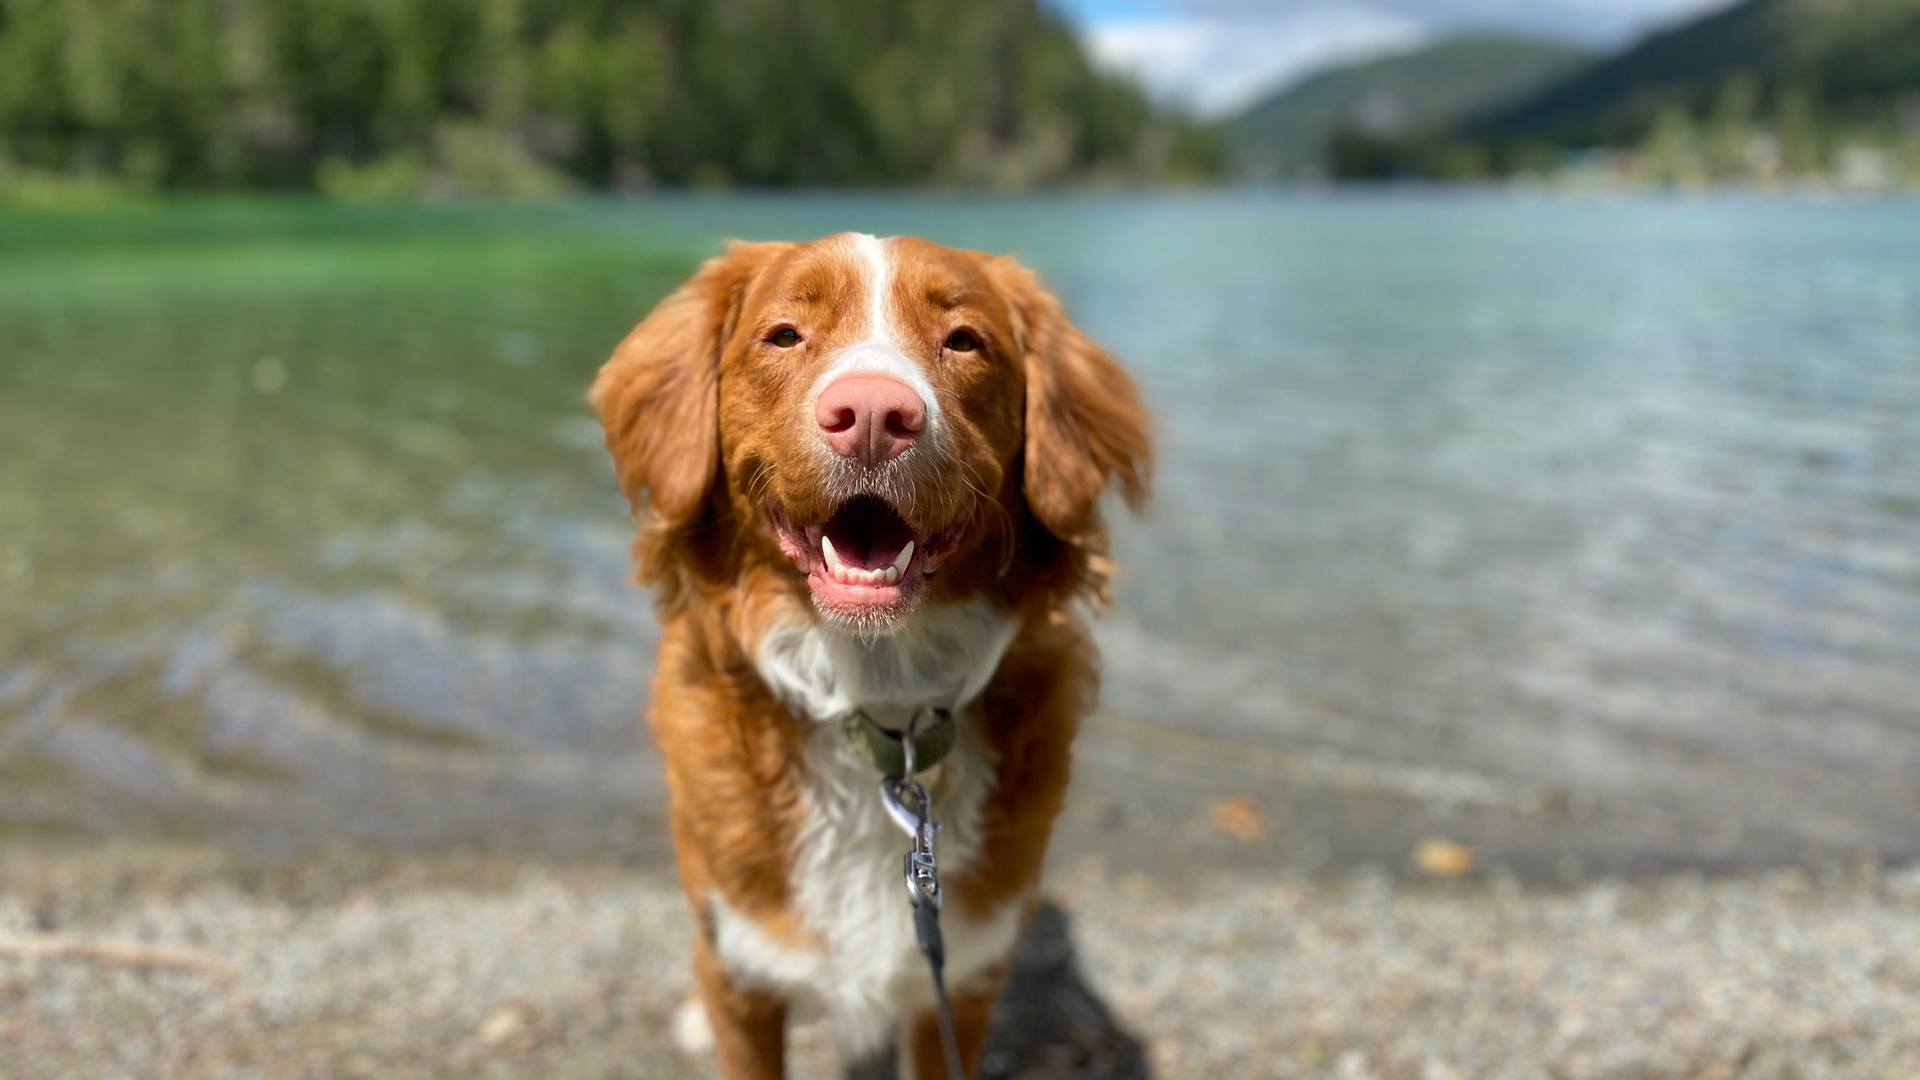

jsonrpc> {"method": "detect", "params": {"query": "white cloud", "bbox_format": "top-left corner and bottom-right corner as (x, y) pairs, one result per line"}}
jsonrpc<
(1071, 0), (1734, 118)
(1331, 0), (1733, 43)
(1158, 0), (1728, 37)
(1086, 8), (1427, 117)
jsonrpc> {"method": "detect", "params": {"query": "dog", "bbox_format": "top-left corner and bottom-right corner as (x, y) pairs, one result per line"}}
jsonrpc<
(591, 233), (1149, 1080)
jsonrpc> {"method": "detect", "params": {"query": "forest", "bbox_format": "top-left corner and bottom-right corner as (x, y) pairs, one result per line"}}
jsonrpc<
(0, 0), (1218, 196)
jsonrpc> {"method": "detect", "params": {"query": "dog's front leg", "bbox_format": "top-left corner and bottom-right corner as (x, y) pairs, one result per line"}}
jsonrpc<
(692, 932), (787, 1080)
(904, 965), (1004, 1080)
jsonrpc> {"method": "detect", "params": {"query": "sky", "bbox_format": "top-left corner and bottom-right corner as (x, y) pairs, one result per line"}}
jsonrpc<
(1052, 0), (1736, 117)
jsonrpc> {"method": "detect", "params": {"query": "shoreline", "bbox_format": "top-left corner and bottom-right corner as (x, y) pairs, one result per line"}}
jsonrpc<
(7, 706), (1916, 897)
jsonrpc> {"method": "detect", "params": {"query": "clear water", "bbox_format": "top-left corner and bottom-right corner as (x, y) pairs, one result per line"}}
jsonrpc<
(3, 193), (1917, 863)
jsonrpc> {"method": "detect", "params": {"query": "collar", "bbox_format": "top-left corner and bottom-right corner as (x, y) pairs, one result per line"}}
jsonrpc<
(840, 707), (956, 777)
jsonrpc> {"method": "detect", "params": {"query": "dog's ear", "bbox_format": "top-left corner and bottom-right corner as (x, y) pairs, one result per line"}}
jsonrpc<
(590, 241), (789, 528)
(992, 258), (1151, 544)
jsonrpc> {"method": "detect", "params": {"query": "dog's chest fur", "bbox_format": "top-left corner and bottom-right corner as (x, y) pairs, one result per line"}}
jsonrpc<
(713, 600), (1022, 1055)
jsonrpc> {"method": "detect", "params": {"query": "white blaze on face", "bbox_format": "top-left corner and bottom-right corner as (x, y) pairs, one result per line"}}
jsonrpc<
(857, 232), (895, 346)
(807, 233), (943, 439)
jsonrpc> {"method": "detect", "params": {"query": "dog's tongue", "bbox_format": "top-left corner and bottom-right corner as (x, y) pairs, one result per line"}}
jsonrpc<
(823, 495), (914, 569)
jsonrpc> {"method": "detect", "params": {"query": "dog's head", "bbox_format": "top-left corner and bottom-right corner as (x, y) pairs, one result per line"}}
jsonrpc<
(592, 233), (1149, 633)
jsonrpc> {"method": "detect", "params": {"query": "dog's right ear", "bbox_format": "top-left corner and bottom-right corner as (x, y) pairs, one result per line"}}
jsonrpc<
(590, 241), (790, 528)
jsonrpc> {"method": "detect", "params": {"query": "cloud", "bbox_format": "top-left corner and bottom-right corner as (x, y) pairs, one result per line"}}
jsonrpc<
(1159, 0), (1728, 40)
(1068, 0), (1733, 117)
(1085, 7), (1426, 117)
(1321, 0), (1729, 42)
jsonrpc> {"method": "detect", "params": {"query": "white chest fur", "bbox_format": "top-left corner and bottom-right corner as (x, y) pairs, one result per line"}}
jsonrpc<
(712, 601), (1024, 1059)
(752, 598), (1019, 725)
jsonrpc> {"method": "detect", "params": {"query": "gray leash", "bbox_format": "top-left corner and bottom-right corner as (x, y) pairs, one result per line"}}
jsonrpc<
(877, 707), (967, 1080)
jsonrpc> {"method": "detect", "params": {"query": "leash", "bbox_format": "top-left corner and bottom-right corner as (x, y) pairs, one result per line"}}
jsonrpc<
(873, 707), (967, 1080)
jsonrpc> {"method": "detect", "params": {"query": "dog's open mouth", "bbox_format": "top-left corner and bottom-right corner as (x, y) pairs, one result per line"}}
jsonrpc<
(771, 495), (964, 623)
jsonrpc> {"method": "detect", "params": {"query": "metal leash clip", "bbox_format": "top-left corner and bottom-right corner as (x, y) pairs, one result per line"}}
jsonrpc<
(876, 709), (964, 1078)
(878, 711), (944, 912)
(899, 785), (943, 913)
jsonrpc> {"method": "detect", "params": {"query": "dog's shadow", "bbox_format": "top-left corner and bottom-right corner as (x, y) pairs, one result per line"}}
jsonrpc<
(848, 902), (1152, 1080)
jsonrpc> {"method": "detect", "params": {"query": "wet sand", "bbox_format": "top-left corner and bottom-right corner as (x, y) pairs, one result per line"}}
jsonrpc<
(9, 708), (1907, 884)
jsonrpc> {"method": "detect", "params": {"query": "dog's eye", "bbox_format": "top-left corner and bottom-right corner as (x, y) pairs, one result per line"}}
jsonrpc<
(770, 328), (802, 348)
(944, 329), (979, 353)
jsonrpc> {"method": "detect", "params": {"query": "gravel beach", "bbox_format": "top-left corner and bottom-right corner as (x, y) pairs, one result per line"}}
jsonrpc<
(3, 842), (1917, 1080)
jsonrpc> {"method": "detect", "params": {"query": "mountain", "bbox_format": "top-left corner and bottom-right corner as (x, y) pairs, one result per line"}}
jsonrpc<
(1228, 36), (1594, 179)
(1465, 0), (1920, 148)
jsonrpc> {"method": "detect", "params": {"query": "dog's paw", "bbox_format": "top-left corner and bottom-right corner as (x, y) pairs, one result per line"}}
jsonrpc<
(672, 996), (715, 1057)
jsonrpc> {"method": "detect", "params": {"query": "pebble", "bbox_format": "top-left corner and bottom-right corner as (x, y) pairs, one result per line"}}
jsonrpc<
(2, 845), (1918, 1079)
(1411, 838), (1477, 878)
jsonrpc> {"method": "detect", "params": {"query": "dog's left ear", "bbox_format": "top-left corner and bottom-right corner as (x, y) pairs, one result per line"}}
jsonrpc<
(991, 258), (1152, 544)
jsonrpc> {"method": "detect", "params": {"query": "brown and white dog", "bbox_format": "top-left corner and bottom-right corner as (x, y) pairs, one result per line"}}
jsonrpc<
(591, 233), (1149, 1080)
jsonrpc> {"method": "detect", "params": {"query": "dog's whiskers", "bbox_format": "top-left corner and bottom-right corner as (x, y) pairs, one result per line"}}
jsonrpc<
(955, 459), (1016, 576)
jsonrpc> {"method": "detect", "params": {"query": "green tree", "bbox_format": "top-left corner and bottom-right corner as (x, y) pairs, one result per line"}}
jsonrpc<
(1704, 70), (1760, 179)
(1640, 104), (1708, 187)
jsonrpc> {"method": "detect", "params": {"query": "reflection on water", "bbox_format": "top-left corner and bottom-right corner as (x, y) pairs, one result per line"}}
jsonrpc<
(2, 195), (1917, 864)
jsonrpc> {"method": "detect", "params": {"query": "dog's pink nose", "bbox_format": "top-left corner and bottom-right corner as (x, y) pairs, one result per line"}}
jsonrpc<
(816, 376), (926, 466)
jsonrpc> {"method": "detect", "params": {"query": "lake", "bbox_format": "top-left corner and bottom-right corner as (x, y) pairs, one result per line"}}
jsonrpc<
(3, 192), (1917, 872)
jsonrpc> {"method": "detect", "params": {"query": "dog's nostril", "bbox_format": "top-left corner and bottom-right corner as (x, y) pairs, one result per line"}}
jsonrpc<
(884, 410), (920, 438)
(824, 407), (857, 434)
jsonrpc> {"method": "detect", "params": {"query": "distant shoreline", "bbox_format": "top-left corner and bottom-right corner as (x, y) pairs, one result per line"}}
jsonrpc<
(7, 181), (1920, 215)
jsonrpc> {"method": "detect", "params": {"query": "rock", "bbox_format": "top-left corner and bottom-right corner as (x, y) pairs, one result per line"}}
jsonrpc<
(1335, 1049), (1378, 1079)
(1412, 838), (1477, 878)
(1209, 796), (1265, 842)
(1887, 862), (1920, 902)
(477, 1002), (533, 1052)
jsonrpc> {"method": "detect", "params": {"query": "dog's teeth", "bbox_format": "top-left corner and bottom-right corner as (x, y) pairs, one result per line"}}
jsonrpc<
(820, 536), (917, 588)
